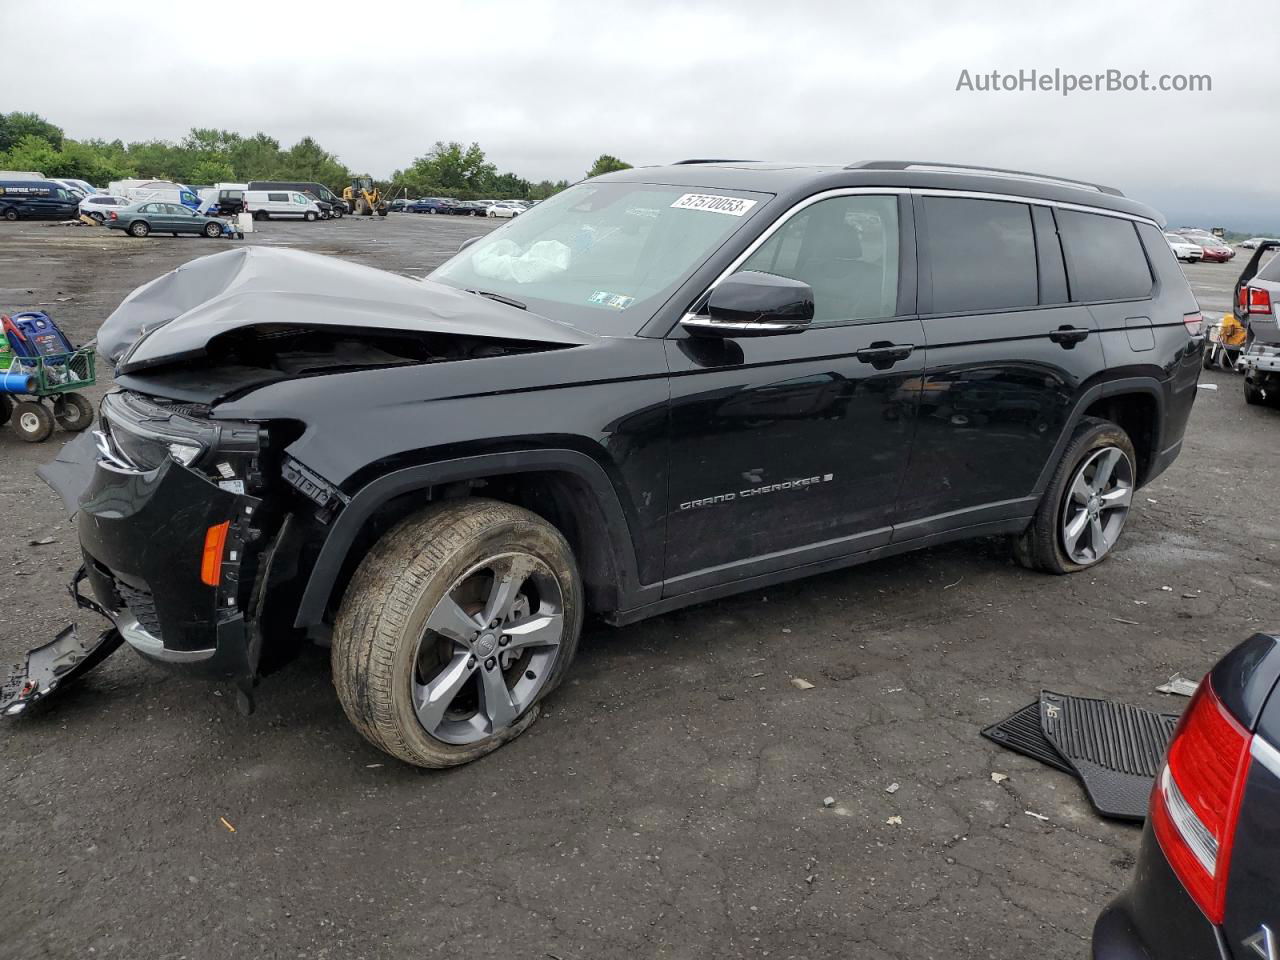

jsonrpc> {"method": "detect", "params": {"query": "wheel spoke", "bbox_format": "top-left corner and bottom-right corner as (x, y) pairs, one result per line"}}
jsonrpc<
(504, 612), (563, 651)
(478, 664), (518, 729)
(480, 555), (536, 626)
(425, 595), (480, 643)
(1070, 473), (1092, 505)
(414, 653), (475, 734)
(1099, 484), (1132, 509)
(1090, 515), (1108, 555)
(1092, 448), (1122, 491)
(1063, 508), (1089, 554)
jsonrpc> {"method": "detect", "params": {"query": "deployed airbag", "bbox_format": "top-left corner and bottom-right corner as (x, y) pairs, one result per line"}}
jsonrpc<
(473, 239), (572, 284)
(98, 246), (589, 374)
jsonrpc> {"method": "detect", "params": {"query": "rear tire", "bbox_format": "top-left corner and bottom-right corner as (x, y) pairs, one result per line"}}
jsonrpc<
(253, 210), (267, 221)
(53, 392), (93, 432)
(1013, 417), (1136, 574)
(1245, 376), (1266, 405)
(2, 208), (17, 221)
(12, 401), (53, 442)
(332, 498), (582, 768)
(128, 220), (149, 238)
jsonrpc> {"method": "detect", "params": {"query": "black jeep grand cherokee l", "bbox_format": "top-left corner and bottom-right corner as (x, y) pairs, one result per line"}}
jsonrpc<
(38, 160), (1204, 767)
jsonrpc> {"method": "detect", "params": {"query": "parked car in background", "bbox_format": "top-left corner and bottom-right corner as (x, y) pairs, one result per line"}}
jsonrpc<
(1165, 233), (1203, 262)
(246, 180), (349, 214)
(243, 189), (322, 221)
(486, 200), (525, 218)
(389, 198), (410, 212)
(53, 178), (98, 197)
(305, 193), (342, 219)
(1093, 632), (1280, 960)
(1240, 237), (1280, 249)
(453, 201), (489, 216)
(408, 197), (454, 213)
(0, 179), (81, 220)
(1189, 235), (1236, 263)
(1235, 241), (1280, 405)
(79, 194), (127, 222)
(106, 201), (228, 238)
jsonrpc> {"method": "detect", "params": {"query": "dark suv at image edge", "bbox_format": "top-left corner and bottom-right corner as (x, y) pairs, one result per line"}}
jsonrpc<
(36, 159), (1204, 767)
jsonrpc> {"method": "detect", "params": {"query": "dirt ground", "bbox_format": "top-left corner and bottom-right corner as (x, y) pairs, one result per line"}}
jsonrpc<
(1, 215), (1275, 960)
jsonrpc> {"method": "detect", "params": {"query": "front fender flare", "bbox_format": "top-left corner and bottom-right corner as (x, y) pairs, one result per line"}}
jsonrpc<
(292, 449), (651, 627)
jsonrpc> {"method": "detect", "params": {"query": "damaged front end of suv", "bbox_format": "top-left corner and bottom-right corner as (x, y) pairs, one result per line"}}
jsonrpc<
(10, 244), (588, 715)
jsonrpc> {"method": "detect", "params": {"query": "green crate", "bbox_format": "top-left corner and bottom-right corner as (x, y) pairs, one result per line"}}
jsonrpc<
(4, 345), (97, 397)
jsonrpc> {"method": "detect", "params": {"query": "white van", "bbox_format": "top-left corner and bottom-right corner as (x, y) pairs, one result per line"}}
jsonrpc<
(243, 190), (322, 221)
(108, 179), (201, 209)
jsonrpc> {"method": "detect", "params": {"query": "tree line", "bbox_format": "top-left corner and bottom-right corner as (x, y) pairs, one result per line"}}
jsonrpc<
(0, 112), (631, 201)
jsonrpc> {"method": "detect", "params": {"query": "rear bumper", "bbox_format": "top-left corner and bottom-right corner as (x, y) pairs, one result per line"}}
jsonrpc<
(1093, 823), (1229, 960)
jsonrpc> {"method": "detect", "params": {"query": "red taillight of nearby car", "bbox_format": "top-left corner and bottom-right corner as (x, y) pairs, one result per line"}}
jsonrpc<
(1150, 679), (1253, 924)
(109, 211), (118, 220)
(1246, 286), (1273, 315)
(1182, 311), (1204, 335)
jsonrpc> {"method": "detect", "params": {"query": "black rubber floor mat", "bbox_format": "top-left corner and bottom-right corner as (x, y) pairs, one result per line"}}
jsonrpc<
(1039, 691), (1180, 822)
(981, 702), (1077, 775)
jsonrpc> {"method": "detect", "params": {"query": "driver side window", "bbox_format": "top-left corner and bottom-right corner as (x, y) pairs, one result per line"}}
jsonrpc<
(739, 195), (900, 324)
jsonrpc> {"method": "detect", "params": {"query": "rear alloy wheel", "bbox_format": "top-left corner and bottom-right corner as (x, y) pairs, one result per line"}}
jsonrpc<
(12, 401), (53, 442)
(1014, 417), (1136, 574)
(203, 221), (222, 238)
(129, 220), (150, 238)
(2, 208), (17, 221)
(333, 498), (582, 767)
(53, 392), (93, 432)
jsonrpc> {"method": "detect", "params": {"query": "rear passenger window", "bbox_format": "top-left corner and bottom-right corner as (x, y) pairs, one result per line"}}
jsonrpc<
(1258, 251), (1280, 283)
(1056, 210), (1152, 302)
(924, 197), (1037, 313)
(268, 192), (288, 202)
(739, 195), (900, 323)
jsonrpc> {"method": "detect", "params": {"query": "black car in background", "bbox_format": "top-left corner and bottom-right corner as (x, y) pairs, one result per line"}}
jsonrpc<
(1094, 633), (1280, 959)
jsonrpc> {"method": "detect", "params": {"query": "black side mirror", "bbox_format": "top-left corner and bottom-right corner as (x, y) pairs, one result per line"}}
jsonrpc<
(682, 270), (814, 337)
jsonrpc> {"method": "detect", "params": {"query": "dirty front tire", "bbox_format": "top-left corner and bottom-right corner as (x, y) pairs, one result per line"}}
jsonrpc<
(1013, 417), (1137, 574)
(332, 498), (583, 768)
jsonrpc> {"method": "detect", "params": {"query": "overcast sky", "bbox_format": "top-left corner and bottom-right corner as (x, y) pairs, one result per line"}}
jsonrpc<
(10, 0), (1277, 227)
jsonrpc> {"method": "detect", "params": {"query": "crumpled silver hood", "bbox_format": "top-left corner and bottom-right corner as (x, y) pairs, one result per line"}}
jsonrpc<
(99, 245), (590, 374)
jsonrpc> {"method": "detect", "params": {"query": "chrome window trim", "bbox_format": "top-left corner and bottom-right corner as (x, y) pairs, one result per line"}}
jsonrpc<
(677, 185), (1158, 329)
(1252, 735), (1280, 779)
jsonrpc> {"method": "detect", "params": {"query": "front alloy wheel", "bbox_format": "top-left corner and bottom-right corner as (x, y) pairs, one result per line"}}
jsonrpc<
(332, 498), (582, 767)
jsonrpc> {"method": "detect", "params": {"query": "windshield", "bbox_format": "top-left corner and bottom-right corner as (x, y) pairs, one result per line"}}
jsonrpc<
(430, 181), (771, 334)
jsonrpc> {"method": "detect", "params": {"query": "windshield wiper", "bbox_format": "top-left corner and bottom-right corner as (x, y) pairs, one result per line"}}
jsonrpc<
(467, 289), (527, 310)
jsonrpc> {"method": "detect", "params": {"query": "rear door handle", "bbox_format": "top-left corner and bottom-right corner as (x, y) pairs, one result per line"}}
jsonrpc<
(1049, 326), (1090, 347)
(856, 342), (915, 368)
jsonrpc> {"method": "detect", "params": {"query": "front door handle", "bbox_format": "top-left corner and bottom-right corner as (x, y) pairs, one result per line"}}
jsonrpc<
(1049, 326), (1090, 348)
(856, 342), (915, 368)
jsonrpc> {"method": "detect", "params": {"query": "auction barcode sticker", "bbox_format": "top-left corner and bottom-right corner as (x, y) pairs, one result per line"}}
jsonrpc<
(670, 193), (757, 216)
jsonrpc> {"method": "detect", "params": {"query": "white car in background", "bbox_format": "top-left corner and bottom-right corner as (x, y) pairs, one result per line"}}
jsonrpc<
(1165, 232), (1203, 262)
(78, 194), (127, 222)
(486, 200), (526, 218)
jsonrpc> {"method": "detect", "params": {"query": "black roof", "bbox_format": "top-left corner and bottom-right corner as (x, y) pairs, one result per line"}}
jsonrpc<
(603, 160), (1164, 225)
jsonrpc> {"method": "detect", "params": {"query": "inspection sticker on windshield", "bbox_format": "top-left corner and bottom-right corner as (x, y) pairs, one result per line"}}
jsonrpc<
(589, 291), (636, 310)
(670, 193), (757, 216)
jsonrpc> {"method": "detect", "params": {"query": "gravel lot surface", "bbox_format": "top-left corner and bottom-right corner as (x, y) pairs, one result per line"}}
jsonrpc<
(1, 215), (1274, 959)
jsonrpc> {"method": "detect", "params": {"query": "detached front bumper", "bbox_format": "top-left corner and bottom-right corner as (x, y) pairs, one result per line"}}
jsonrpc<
(40, 430), (263, 681)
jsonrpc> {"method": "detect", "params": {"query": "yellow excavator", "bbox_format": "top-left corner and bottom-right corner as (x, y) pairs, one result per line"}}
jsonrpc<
(343, 176), (388, 216)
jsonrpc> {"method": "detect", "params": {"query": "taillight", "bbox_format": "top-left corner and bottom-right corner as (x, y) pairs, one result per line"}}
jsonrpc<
(1150, 679), (1252, 924)
(1183, 311), (1203, 335)
(109, 211), (117, 220)
(1247, 287), (1273, 315)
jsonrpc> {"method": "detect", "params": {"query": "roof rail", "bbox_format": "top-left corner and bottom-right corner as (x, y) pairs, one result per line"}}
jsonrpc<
(671, 158), (756, 165)
(844, 160), (1124, 197)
